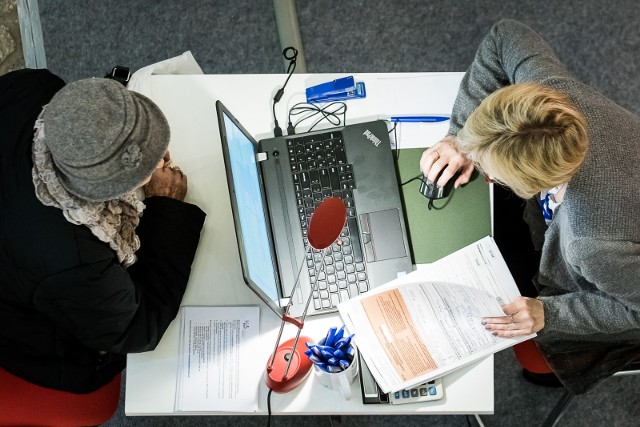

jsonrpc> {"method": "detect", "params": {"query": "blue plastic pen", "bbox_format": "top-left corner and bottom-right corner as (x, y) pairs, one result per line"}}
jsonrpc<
(390, 115), (450, 123)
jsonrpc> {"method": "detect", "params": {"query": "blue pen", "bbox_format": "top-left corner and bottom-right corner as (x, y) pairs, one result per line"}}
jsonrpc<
(306, 344), (323, 359)
(320, 349), (334, 360)
(324, 326), (338, 347)
(334, 334), (354, 351)
(390, 115), (450, 123)
(308, 354), (324, 364)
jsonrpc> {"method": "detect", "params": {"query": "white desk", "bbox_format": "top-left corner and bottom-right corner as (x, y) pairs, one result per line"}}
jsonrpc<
(125, 73), (494, 416)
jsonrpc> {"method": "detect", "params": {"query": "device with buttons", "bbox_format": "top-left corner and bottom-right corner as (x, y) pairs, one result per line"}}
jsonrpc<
(388, 378), (444, 404)
(359, 354), (445, 405)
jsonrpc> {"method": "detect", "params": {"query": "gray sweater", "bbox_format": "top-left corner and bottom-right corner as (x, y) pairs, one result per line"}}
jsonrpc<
(449, 19), (640, 394)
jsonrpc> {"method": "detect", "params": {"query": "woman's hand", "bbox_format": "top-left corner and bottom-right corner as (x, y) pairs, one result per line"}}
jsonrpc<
(482, 296), (545, 338)
(419, 135), (475, 188)
(143, 153), (188, 201)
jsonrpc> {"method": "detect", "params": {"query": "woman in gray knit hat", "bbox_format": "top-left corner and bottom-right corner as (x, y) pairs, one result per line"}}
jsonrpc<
(421, 20), (639, 395)
(0, 69), (205, 395)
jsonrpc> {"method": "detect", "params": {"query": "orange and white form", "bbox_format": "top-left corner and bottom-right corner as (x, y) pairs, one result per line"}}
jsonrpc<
(338, 236), (535, 393)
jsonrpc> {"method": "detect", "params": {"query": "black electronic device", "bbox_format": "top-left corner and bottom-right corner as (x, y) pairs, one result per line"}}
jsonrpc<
(419, 169), (459, 200)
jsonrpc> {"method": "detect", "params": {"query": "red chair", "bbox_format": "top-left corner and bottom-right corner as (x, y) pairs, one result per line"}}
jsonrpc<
(513, 338), (555, 375)
(0, 366), (121, 427)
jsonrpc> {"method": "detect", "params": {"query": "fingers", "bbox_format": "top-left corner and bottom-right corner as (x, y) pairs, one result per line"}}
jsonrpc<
(454, 163), (475, 188)
(419, 135), (473, 187)
(143, 163), (188, 201)
(419, 147), (441, 180)
(483, 314), (535, 338)
(481, 297), (545, 338)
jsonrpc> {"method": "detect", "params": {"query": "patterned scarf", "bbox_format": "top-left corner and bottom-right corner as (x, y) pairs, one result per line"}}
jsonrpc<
(31, 107), (144, 267)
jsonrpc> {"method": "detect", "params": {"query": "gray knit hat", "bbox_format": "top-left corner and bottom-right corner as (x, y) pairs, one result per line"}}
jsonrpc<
(41, 78), (170, 202)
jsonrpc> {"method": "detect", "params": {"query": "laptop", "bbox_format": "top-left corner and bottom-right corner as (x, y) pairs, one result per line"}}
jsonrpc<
(216, 100), (412, 318)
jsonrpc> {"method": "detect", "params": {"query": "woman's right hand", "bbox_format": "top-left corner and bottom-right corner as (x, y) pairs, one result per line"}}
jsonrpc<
(143, 153), (188, 201)
(419, 135), (475, 188)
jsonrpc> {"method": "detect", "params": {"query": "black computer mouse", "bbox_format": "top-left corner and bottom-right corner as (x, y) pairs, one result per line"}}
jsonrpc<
(419, 169), (459, 200)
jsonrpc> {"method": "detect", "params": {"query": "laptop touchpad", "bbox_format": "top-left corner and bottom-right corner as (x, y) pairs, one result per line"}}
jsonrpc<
(359, 209), (407, 262)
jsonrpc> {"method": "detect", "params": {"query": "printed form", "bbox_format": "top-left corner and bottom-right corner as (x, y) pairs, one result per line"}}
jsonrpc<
(339, 236), (535, 393)
(175, 305), (260, 412)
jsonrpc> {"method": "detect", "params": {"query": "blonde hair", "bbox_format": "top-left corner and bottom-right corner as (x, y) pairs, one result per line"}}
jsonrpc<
(457, 83), (589, 199)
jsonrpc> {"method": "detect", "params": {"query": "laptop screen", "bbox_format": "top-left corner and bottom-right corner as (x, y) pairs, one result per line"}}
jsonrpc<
(222, 112), (279, 302)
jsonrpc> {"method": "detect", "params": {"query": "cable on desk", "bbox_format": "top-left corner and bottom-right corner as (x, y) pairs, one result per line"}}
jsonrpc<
(266, 388), (273, 427)
(399, 173), (423, 187)
(388, 121), (400, 161)
(287, 101), (347, 134)
(272, 47), (298, 137)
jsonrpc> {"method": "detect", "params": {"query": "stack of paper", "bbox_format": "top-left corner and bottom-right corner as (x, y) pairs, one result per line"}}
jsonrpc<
(338, 236), (534, 393)
(175, 305), (261, 412)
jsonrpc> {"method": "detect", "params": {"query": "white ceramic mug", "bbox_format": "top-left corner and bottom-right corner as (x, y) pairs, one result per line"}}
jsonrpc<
(313, 346), (359, 400)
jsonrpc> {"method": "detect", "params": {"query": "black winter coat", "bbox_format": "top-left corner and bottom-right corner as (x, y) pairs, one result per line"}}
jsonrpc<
(0, 69), (206, 393)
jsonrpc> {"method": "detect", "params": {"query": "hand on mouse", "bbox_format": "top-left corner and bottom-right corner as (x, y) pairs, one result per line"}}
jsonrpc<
(420, 135), (475, 188)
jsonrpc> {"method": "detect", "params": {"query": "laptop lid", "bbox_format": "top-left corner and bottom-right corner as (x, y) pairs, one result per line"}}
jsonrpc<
(216, 101), (284, 316)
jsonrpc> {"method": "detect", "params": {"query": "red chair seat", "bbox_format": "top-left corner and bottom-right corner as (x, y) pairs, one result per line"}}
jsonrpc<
(513, 338), (554, 374)
(0, 366), (120, 427)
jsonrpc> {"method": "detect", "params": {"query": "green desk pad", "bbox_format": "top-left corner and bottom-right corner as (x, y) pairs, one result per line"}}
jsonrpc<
(395, 148), (491, 264)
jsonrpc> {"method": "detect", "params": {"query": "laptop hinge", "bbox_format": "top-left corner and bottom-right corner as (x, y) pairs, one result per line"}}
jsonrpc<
(256, 152), (268, 162)
(278, 298), (291, 308)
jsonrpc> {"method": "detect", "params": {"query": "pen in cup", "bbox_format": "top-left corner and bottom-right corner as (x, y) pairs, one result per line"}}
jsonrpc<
(304, 325), (355, 373)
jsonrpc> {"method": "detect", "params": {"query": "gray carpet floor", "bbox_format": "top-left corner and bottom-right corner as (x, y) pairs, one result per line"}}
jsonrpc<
(34, 1), (640, 426)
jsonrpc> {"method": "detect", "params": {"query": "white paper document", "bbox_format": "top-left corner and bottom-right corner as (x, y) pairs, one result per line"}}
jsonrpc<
(175, 305), (261, 412)
(338, 236), (535, 393)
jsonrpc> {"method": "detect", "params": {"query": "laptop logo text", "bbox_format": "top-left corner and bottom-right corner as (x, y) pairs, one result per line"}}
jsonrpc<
(363, 129), (381, 147)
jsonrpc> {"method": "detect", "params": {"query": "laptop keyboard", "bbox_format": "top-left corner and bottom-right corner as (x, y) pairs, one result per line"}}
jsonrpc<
(288, 130), (370, 311)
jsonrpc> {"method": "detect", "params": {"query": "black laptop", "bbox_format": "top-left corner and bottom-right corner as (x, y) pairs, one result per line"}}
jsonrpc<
(216, 101), (412, 318)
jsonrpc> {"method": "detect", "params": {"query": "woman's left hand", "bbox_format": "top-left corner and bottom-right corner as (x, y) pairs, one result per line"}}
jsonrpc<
(482, 296), (545, 338)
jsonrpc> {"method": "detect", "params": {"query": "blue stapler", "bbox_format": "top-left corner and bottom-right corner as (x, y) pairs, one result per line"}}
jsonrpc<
(306, 76), (366, 103)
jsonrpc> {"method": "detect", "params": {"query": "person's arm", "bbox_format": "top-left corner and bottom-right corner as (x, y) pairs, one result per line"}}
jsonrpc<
(32, 197), (205, 353)
(484, 238), (640, 338)
(538, 238), (640, 336)
(448, 19), (572, 135)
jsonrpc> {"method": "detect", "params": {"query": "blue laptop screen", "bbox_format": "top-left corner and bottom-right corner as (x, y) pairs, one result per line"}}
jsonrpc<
(223, 113), (278, 301)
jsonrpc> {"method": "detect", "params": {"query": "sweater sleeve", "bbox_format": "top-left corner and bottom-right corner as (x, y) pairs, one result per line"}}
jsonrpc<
(539, 238), (640, 335)
(33, 197), (205, 353)
(448, 19), (573, 135)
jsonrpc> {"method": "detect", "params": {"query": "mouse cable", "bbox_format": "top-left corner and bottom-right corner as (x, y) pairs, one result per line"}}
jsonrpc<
(399, 173), (423, 187)
(272, 47), (298, 137)
(386, 121), (401, 161)
(399, 173), (448, 210)
(287, 101), (347, 134)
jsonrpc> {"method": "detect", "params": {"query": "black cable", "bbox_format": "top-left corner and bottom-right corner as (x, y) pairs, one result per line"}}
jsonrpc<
(272, 47), (298, 137)
(427, 189), (455, 211)
(266, 388), (273, 427)
(288, 102), (347, 134)
(399, 173), (423, 187)
(385, 120), (400, 161)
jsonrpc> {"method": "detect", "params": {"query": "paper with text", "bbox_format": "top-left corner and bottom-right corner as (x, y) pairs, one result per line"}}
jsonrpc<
(338, 236), (534, 393)
(175, 306), (260, 412)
